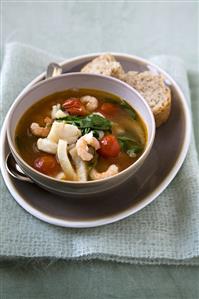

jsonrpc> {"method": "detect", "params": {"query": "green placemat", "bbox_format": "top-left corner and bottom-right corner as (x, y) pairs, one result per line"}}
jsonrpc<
(0, 43), (199, 265)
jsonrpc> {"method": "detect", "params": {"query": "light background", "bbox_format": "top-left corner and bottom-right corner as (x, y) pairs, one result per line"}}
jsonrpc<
(1, 1), (199, 298)
(1, 1), (198, 71)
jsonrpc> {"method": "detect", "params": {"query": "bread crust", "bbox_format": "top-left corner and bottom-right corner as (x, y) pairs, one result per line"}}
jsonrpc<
(153, 88), (171, 127)
(81, 54), (125, 78)
(122, 71), (172, 127)
(81, 56), (172, 127)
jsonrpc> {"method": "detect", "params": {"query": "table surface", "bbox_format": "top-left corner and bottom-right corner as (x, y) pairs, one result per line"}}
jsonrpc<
(1, 2), (199, 298)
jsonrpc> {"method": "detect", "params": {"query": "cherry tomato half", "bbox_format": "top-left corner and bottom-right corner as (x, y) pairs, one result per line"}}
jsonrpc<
(62, 98), (87, 116)
(34, 155), (59, 175)
(99, 103), (118, 117)
(98, 134), (120, 158)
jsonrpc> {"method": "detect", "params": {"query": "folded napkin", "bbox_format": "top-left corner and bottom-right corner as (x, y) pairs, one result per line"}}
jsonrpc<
(0, 43), (199, 265)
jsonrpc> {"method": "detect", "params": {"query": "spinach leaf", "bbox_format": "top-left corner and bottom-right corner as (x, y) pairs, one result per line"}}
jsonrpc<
(120, 100), (136, 119)
(104, 98), (136, 119)
(117, 136), (137, 151)
(127, 145), (143, 157)
(117, 135), (143, 156)
(117, 136), (137, 143)
(56, 115), (82, 126)
(117, 137), (128, 151)
(87, 152), (99, 171)
(56, 114), (112, 134)
(81, 127), (91, 135)
(80, 115), (111, 131)
(104, 98), (119, 104)
(92, 130), (100, 138)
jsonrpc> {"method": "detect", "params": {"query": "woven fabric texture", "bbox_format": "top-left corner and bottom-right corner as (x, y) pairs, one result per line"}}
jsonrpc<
(0, 43), (199, 265)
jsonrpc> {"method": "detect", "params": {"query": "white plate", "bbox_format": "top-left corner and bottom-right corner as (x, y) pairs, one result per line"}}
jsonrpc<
(0, 53), (191, 228)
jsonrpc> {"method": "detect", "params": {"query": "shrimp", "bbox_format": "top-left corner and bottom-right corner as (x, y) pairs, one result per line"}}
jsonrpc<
(76, 132), (100, 161)
(80, 95), (98, 112)
(44, 117), (53, 126)
(30, 123), (50, 138)
(89, 164), (119, 180)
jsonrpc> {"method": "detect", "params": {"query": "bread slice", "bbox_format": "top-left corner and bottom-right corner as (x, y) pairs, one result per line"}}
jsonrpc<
(81, 54), (171, 127)
(81, 54), (125, 78)
(121, 71), (171, 127)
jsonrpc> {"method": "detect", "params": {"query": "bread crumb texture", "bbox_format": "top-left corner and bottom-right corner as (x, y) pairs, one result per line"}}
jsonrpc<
(81, 54), (125, 78)
(81, 54), (172, 127)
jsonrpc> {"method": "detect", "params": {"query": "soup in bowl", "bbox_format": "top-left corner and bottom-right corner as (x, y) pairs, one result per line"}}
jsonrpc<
(7, 73), (155, 196)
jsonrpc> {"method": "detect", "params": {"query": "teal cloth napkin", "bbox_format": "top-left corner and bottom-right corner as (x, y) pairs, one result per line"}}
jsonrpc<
(0, 43), (199, 265)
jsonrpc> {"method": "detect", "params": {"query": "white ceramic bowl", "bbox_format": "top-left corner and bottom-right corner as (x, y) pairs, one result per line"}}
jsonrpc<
(7, 73), (155, 197)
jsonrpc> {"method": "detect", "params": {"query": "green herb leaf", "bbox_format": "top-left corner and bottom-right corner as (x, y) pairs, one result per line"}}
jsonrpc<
(104, 98), (136, 119)
(117, 138), (128, 151)
(117, 135), (143, 156)
(56, 114), (112, 133)
(80, 115), (111, 131)
(81, 127), (91, 135)
(87, 152), (99, 171)
(56, 115), (82, 126)
(117, 136), (137, 143)
(92, 130), (100, 138)
(104, 98), (119, 104)
(127, 145), (143, 157)
(120, 100), (136, 119)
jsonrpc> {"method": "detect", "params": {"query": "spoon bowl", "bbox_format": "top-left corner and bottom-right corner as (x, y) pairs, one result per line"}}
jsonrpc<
(6, 153), (33, 183)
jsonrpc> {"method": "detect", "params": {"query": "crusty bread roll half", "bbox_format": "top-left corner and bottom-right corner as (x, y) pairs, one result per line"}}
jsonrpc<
(81, 54), (171, 127)
(120, 71), (171, 127)
(81, 54), (125, 78)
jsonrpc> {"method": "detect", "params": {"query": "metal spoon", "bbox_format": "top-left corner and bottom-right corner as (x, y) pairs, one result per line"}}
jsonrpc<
(46, 62), (63, 78)
(6, 62), (63, 183)
(6, 153), (33, 183)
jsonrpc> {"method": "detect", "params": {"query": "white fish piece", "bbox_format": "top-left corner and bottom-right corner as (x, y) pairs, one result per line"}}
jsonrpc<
(47, 121), (81, 144)
(47, 121), (64, 143)
(60, 123), (81, 144)
(54, 109), (68, 119)
(37, 138), (57, 154)
(51, 104), (61, 119)
(57, 139), (77, 181)
(70, 147), (87, 182)
(55, 172), (66, 180)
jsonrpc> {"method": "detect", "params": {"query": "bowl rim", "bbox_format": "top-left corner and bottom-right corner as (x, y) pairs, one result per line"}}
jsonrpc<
(1, 52), (191, 228)
(7, 72), (155, 185)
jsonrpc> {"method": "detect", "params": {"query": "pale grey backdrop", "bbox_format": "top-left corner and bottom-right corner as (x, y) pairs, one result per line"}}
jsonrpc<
(1, 1), (199, 298)
(1, 2), (198, 70)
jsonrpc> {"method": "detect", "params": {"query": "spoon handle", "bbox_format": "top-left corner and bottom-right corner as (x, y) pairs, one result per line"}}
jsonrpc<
(46, 63), (63, 79)
(6, 153), (34, 184)
(6, 64), (63, 184)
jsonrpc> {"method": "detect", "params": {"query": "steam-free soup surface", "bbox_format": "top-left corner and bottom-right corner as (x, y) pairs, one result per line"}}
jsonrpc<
(15, 89), (147, 181)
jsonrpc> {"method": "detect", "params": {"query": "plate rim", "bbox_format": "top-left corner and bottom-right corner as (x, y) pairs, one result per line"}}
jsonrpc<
(0, 52), (191, 228)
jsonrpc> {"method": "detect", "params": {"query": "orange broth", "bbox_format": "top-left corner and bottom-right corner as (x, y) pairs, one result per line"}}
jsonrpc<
(15, 88), (147, 180)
